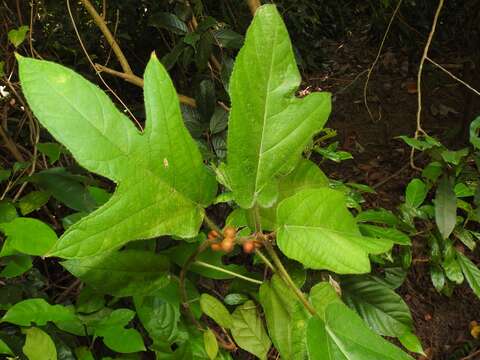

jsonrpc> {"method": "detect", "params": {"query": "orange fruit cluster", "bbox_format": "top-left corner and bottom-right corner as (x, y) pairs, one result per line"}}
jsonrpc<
(208, 226), (257, 254)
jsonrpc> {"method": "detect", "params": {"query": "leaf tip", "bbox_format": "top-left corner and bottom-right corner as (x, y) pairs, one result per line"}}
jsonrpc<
(150, 51), (158, 61)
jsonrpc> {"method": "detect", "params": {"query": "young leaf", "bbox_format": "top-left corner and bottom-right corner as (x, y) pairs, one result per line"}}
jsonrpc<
(200, 293), (233, 329)
(405, 178), (427, 208)
(226, 5), (331, 208)
(17, 53), (216, 259)
(8, 26), (29, 47)
(22, 327), (57, 360)
(276, 188), (393, 273)
(0, 218), (57, 257)
(306, 303), (413, 360)
(457, 252), (480, 299)
(259, 275), (310, 359)
(62, 250), (170, 297)
(231, 300), (271, 360)
(204, 328), (219, 360)
(435, 176), (457, 239)
(1, 298), (77, 326)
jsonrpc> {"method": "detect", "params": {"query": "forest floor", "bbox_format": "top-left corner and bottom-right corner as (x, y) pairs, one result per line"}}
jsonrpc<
(304, 23), (480, 360)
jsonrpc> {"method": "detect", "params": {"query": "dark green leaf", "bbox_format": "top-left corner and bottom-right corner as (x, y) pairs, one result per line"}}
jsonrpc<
(37, 142), (62, 164)
(62, 250), (170, 297)
(149, 12), (188, 34)
(435, 176), (457, 239)
(0, 255), (32, 278)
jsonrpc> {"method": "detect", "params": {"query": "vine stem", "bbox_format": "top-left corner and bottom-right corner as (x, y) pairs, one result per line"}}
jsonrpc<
(410, 0), (444, 169)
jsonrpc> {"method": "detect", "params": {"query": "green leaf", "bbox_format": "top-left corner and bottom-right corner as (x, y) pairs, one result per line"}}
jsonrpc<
(309, 282), (342, 319)
(213, 28), (244, 49)
(0, 255), (32, 278)
(8, 25), (29, 47)
(405, 179), (427, 208)
(441, 148), (469, 165)
(358, 224), (411, 245)
(0, 218), (57, 257)
(18, 191), (51, 215)
(18, 54), (216, 259)
(22, 327), (57, 360)
(75, 347), (95, 360)
(442, 242), (464, 284)
(134, 282), (181, 347)
(253, 158), (329, 231)
(231, 300), (271, 360)
(470, 116), (480, 150)
(259, 275), (309, 359)
(62, 250), (170, 297)
(224, 293), (249, 306)
(457, 252), (480, 299)
(209, 107), (228, 134)
(435, 176), (457, 239)
(37, 142), (62, 164)
(92, 309), (145, 353)
(276, 188), (393, 273)
(200, 293), (233, 329)
(1, 298), (77, 326)
(0, 338), (13, 355)
(204, 328), (218, 360)
(341, 276), (420, 353)
(149, 12), (188, 34)
(422, 161), (443, 182)
(30, 168), (96, 212)
(226, 5), (331, 208)
(306, 303), (413, 360)
(76, 286), (105, 314)
(0, 201), (17, 223)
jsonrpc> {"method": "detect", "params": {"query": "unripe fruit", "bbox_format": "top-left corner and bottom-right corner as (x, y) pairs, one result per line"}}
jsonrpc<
(223, 226), (236, 238)
(210, 243), (222, 251)
(220, 238), (235, 253)
(242, 241), (255, 254)
(208, 230), (219, 239)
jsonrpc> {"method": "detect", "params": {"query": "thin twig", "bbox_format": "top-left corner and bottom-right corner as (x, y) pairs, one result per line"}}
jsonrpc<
(410, 0), (444, 169)
(76, 0), (196, 107)
(363, 0), (403, 122)
(426, 56), (480, 97)
(66, 0), (142, 129)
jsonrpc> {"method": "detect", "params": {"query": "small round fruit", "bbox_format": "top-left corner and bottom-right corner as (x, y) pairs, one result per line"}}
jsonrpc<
(210, 243), (222, 251)
(242, 241), (255, 254)
(223, 226), (236, 238)
(220, 239), (235, 253)
(208, 230), (219, 240)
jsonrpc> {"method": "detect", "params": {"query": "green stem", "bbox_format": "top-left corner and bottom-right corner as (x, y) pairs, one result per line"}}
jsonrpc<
(263, 241), (317, 316)
(255, 249), (274, 271)
(194, 261), (263, 285)
(251, 203), (316, 316)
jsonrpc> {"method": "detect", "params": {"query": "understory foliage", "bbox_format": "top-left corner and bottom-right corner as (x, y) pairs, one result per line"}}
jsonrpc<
(1, 2), (479, 360)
